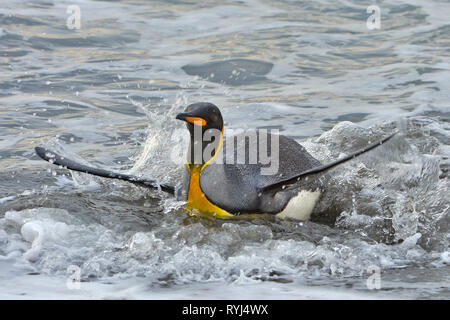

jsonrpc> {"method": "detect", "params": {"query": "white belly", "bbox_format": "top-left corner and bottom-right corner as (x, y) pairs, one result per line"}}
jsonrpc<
(275, 190), (321, 221)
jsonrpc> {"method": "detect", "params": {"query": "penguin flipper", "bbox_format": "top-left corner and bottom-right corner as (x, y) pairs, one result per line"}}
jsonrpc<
(260, 131), (398, 193)
(35, 147), (175, 195)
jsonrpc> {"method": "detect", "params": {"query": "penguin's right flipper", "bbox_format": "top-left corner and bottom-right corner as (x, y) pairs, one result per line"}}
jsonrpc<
(260, 131), (398, 193)
(35, 147), (175, 195)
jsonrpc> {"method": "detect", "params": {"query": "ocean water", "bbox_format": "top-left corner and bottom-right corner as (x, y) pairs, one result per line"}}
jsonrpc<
(0, 0), (449, 299)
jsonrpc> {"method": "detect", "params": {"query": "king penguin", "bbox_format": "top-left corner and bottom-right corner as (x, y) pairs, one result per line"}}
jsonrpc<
(35, 102), (397, 221)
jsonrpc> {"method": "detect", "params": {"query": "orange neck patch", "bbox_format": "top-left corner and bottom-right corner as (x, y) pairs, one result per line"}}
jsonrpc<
(185, 117), (206, 126)
(186, 165), (234, 219)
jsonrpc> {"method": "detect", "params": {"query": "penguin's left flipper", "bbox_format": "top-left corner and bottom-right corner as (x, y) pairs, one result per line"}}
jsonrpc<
(260, 131), (398, 193)
(35, 147), (175, 195)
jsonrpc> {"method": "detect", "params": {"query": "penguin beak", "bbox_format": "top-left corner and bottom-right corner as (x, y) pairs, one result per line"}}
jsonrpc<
(176, 113), (207, 126)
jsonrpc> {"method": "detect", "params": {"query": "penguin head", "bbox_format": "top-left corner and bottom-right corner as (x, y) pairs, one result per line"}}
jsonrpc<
(176, 102), (224, 134)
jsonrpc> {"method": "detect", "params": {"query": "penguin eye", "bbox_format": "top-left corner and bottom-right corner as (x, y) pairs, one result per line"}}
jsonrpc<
(211, 114), (217, 122)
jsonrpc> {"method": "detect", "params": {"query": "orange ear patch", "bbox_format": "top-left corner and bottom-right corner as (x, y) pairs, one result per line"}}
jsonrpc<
(185, 117), (206, 126)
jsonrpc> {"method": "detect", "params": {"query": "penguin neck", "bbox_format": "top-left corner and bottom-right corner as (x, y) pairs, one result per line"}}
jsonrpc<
(186, 127), (223, 171)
